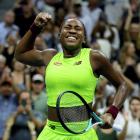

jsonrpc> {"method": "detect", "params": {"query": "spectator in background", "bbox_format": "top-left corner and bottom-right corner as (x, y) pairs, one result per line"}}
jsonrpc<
(0, 80), (18, 140)
(30, 66), (45, 78)
(0, 55), (7, 81)
(1, 34), (17, 69)
(91, 13), (114, 59)
(123, 96), (140, 140)
(11, 60), (31, 91)
(41, 20), (59, 50)
(30, 74), (48, 129)
(119, 41), (137, 69)
(3, 90), (43, 140)
(119, 41), (140, 85)
(122, 1), (140, 56)
(135, 62), (140, 87)
(0, 10), (19, 47)
(34, 0), (55, 20)
(82, 0), (102, 35)
(54, 7), (66, 27)
(128, 0), (140, 23)
(13, 0), (36, 37)
(95, 94), (128, 140)
(104, 0), (129, 27)
(34, 36), (47, 51)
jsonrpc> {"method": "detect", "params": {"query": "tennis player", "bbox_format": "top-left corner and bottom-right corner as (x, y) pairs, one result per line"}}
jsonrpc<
(14, 12), (128, 140)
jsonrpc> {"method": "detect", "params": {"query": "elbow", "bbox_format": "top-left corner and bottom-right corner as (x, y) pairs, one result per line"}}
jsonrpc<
(14, 48), (23, 62)
(120, 77), (133, 95)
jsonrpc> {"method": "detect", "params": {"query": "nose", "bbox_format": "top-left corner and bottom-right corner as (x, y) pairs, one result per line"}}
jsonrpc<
(69, 28), (77, 34)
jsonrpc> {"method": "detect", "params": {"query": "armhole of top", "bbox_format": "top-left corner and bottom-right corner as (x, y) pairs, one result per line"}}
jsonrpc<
(89, 49), (99, 79)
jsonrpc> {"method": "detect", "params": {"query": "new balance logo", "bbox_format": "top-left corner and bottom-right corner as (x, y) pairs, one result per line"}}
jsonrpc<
(54, 62), (62, 66)
(74, 61), (82, 65)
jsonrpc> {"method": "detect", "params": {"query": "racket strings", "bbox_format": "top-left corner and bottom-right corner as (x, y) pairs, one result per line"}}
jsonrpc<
(59, 105), (90, 122)
(59, 92), (90, 133)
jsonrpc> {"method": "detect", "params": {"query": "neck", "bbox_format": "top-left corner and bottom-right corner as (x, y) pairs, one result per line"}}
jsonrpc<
(14, 70), (23, 74)
(63, 48), (81, 58)
(132, 114), (137, 119)
(33, 91), (40, 95)
(88, 4), (96, 11)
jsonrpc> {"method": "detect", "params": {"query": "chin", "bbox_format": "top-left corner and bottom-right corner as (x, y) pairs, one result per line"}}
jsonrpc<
(63, 44), (80, 51)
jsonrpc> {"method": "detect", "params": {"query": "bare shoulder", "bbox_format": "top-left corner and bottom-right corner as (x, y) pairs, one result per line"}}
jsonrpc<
(90, 50), (109, 71)
(42, 48), (58, 65)
(43, 48), (57, 55)
(90, 50), (107, 60)
(90, 50), (123, 87)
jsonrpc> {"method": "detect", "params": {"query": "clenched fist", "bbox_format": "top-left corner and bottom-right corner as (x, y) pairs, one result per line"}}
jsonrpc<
(100, 113), (114, 129)
(34, 12), (52, 28)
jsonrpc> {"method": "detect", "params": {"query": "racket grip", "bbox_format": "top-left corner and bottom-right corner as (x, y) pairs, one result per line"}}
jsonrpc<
(99, 123), (112, 129)
(106, 105), (119, 119)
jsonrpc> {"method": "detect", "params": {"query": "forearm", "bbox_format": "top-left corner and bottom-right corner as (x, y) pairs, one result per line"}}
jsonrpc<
(113, 82), (128, 109)
(106, 82), (128, 120)
(29, 112), (43, 128)
(15, 30), (36, 59)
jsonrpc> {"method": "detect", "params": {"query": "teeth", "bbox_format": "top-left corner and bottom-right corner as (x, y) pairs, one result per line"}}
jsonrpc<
(67, 36), (76, 40)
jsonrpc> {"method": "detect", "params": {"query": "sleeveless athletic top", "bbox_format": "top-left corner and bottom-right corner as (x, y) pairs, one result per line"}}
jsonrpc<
(45, 48), (98, 107)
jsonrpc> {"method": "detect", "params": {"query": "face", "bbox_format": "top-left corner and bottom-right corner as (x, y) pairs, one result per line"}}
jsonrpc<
(19, 91), (31, 106)
(32, 81), (44, 93)
(129, 23), (140, 40)
(127, 43), (135, 55)
(4, 11), (15, 25)
(89, 0), (98, 7)
(21, 1), (33, 13)
(59, 18), (85, 51)
(0, 84), (13, 96)
(130, 99), (140, 118)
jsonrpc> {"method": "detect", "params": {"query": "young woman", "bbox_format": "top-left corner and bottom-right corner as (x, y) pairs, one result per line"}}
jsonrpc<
(14, 12), (128, 140)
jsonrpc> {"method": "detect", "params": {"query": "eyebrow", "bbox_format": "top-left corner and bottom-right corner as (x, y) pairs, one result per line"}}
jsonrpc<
(64, 24), (82, 28)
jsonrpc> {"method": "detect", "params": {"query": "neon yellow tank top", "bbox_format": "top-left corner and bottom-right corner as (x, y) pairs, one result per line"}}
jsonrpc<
(45, 48), (98, 107)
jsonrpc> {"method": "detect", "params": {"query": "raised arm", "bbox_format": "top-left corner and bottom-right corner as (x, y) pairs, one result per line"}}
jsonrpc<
(90, 50), (129, 126)
(14, 12), (57, 66)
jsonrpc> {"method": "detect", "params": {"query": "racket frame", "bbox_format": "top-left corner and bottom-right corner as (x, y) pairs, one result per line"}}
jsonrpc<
(56, 90), (104, 134)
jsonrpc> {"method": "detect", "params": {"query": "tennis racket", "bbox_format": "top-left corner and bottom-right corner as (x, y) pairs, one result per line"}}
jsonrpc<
(56, 91), (104, 134)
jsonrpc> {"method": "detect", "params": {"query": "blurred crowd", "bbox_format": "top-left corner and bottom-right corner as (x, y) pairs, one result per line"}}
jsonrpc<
(0, 0), (140, 140)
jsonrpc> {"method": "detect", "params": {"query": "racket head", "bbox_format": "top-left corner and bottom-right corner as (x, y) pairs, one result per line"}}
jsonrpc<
(56, 91), (103, 134)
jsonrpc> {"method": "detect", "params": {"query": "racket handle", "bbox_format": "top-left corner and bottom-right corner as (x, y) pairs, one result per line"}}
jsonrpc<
(99, 123), (112, 129)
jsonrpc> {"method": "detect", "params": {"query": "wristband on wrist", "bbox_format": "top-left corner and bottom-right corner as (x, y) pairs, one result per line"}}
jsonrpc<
(29, 23), (42, 36)
(106, 105), (119, 119)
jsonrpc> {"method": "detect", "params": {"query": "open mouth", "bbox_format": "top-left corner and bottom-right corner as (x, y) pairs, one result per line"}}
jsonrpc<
(65, 36), (77, 42)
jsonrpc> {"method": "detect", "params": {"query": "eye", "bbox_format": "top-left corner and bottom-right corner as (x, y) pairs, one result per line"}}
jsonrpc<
(75, 26), (82, 31)
(64, 26), (71, 30)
